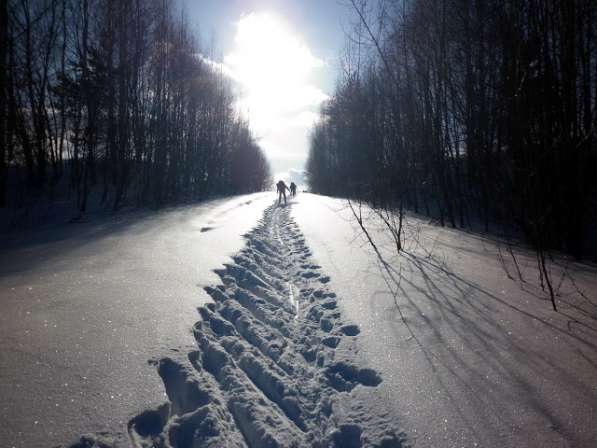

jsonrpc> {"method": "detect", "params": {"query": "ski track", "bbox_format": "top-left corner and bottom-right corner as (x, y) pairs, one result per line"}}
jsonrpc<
(75, 204), (405, 448)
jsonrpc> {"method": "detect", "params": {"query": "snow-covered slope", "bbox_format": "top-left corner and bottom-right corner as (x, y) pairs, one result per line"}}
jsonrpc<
(0, 194), (273, 447)
(125, 203), (403, 447)
(2, 192), (596, 447)
(293, 193), (597, 448)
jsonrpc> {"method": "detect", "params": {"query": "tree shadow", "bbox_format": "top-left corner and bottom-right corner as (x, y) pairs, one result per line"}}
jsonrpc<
(0, 196), (246, 276)
(360, 226), (597, 446)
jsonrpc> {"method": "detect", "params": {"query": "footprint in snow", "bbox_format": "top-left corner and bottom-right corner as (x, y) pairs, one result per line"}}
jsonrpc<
(123, 204), (400, 448)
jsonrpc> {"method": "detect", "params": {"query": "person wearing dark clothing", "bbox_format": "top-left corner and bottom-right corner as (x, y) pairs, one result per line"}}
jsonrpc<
(289, 182), (297, 197)
(276, 180), (290, 205)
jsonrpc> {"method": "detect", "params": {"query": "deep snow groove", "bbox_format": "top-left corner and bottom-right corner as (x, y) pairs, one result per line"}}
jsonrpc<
(128, 204), (404, 448)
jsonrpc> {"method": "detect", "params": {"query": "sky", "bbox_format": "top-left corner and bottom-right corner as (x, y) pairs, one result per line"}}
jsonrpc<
(177, 0), (353, 182)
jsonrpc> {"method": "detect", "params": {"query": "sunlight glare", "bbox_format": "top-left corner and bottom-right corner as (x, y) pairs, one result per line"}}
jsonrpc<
(224, 12), (326, 135)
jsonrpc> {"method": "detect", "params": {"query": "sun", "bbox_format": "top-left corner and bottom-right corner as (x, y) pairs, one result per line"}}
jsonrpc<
(224, 12), (326, 135)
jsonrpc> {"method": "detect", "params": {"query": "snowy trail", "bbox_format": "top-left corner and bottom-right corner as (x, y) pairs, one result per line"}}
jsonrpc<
(125, 204), (404, 448)
(0, 193), (275, 447)
(293, 194), (597, 448)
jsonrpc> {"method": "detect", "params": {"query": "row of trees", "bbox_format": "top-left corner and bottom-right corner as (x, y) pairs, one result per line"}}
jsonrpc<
(0, 0), (271, 215)
(308, 0), (597, 261)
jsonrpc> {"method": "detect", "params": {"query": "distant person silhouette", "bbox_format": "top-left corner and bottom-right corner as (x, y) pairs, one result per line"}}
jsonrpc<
(276, 180), (290, 205)
(290, 182), (297, 197)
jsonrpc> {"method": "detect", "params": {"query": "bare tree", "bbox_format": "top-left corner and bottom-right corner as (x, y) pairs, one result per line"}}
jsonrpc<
(307, 0), (597, 310)
(2, 0), (271, 216)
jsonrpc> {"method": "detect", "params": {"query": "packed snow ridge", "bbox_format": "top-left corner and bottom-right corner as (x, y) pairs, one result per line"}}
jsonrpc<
(74, 203), (405, 448)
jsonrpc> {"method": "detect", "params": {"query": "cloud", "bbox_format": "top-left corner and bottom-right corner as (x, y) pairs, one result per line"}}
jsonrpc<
(290, 111), (321, 128)
(198, 54), (239, 82)
(209, 12), (327, 174)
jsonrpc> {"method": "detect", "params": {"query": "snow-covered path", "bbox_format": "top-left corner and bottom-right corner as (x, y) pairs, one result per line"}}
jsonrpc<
(2, 192), (596, 448)
(293, 194), (597, 448)
(126, 203), (401, 447)
(0, 194), (274, 447)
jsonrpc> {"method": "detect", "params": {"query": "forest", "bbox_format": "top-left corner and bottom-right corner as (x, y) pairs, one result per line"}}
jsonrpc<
(308, 0), (597, 261)
(0, 0), (271, 216)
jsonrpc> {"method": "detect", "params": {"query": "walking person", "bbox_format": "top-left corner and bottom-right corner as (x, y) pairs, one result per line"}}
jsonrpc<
(276, 180), (290, 205)
(290, 182), (297, 197)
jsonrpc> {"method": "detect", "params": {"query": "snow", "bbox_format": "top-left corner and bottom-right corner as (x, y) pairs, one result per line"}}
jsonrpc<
(126, 203), (403, 447)
(0, 193), (272, 447)
(292, 193), (597, 448)
(1, 192), (596, 447)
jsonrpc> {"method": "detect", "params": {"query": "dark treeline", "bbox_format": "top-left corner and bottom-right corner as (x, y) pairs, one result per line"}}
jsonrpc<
(0, 0), (271, 215)
(308, 0), (597, 260)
